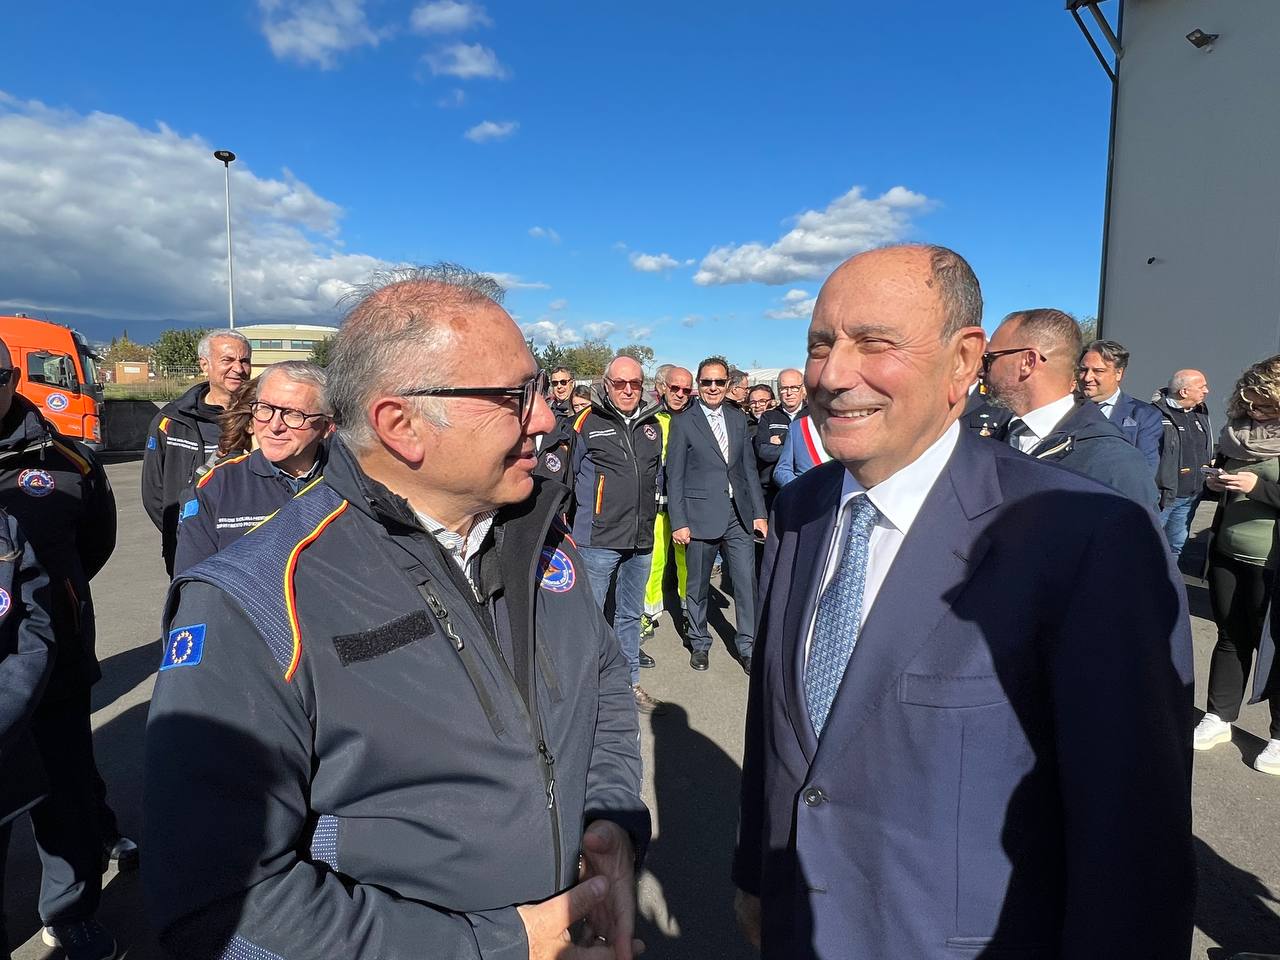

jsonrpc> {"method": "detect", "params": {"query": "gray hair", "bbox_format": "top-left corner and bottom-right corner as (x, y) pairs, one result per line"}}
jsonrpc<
(198, 329), (251, 360)
(654, 363), (674, 387)
(1082, 338), (1131, 371)
(1002, 308), (1082, 374)
(923, 244), (983, 340)
(1169, 370), (1201, 394)
(327, 262), (505, 450)
(258, 360), (333, 415)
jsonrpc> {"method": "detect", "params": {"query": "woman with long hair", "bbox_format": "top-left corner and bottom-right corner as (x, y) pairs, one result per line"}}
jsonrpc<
(191, 377), (257, 483)
(1195, 355), (1280, 774)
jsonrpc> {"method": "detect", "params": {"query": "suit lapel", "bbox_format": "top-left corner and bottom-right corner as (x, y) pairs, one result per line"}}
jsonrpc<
(809, 432), (1001, 766)
(781, 463), (844, 764)
(694, 405), (729, 463)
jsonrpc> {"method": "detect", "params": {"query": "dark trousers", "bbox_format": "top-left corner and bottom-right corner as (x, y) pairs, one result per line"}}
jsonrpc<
(686, 517), (756, 657)
(1207, 552), (1280, 738)
(1, 820), (10, 956)
(28, 688), (104, 924)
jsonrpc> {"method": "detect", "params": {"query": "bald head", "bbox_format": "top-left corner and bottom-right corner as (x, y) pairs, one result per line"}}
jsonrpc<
(983, 309), (1082, 415)
(777, 367), (805, 411)
(0, 339), (17, 421)
(605, 355), (645, 414)
(1169, 368), (1209, 409)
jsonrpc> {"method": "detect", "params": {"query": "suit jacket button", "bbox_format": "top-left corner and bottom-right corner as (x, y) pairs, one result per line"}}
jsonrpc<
(802, 787), (825, 807)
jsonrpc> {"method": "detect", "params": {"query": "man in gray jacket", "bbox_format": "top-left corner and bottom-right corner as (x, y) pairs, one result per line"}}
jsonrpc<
(144, 264), (650, 960)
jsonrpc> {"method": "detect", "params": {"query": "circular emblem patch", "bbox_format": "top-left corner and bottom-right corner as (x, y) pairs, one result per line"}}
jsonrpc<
(538, 547), (576, 593)
(169, 629), (196, 665)
(643, 424), (659, 441)
(0, 588), (10, 620)
(18, 468), (55, 497)
(543, 452), (562, 473)
(45, 392), (70, 412)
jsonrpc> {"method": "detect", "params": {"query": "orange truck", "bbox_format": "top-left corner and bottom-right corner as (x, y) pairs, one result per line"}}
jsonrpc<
(0, 314), (105, 449)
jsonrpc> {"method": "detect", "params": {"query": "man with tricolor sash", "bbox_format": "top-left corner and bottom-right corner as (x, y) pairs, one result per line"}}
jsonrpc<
(772, 412), (833, 487)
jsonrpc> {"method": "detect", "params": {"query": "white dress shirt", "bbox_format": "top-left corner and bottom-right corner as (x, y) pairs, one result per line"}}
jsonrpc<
(804, 419), (961, 669)
(1009, 393), (1077, 454)
(1098, 389), (1122, 419)
(700, 402), (734, 497)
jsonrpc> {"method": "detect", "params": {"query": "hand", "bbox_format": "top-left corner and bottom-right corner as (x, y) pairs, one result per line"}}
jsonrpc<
(1220, 470), (1259, 494)
(577, 821), (642, 959)
(769, 436), (782, 445)
(518, 876), (625, 960)
(734, 889), (761, 949)
(1204, 473), (1227, 493)
(753, 519), (768, 539)
(672, 526), (691, 545)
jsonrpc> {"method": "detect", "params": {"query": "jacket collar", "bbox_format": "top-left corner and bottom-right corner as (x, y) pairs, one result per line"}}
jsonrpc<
(588, 388), (661, 427)
(247, 441), (329, 481)
(0, 395), (53, 453)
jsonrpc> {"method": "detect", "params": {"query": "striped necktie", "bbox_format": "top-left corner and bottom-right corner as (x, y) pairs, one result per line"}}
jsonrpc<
(709, 410), (729, 460)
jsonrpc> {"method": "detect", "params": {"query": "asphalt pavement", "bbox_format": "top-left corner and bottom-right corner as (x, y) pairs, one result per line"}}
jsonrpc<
(4, 458), (1279, 959)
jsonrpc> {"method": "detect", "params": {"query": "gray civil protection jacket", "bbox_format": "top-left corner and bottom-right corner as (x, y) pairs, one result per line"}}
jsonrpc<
(144, 438), (649, 960)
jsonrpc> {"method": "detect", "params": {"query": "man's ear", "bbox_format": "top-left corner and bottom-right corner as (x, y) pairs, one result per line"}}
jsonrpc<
(368, 397), (435, 465)
(947, 327), (986, 406)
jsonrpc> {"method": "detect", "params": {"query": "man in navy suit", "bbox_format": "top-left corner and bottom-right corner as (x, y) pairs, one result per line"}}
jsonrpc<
(734, 245), (1194, 959)
(1077, 339), (1163, 473)
(667, 357), (767, 673)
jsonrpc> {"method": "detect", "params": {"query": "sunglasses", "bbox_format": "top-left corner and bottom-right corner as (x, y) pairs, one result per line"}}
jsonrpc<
(0, 369), (14, 388)
(699, 378), (728, 388)
(981, 347), (1047, 370)
(403, 369), (549, 424)
(667, 385), (692, 396)
(549, 378), (572, 386)
(607, 377), (644, 392)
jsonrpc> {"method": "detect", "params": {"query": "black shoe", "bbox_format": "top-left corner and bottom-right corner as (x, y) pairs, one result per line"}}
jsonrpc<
(740, 655), (752, 676)
(42, 920), (118, 960)
(638, 650), (656, 668)
(690, 650), (709, 671)
(103, 835), (139, 873)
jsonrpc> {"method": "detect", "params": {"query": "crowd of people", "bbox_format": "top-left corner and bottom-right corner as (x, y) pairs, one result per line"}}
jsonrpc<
(0, 245), (1277, 958)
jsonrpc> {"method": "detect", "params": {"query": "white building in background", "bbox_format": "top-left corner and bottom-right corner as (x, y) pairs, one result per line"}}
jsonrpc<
(1073, 0), (1280, 409)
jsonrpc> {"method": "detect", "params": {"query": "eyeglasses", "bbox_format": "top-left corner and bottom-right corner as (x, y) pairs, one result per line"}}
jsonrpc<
(607, 377), (643, 392)
(667, 385), (692, 396)
(549, 378), (572, 386)
(779, 384), (803, 392)
(0, 368), (14, 387)
(403, 369), (549, 423)
(981, 347), (1047, 370)
(699, 378), (728, 388)
(250, 401), (330, 429)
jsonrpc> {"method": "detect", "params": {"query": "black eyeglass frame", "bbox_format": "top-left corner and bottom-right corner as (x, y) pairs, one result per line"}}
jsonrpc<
(699, 377), (729, 387)
(402, 369), (549, 423)
(981, 347), (1047, 370)
(249, 400), (331, 430)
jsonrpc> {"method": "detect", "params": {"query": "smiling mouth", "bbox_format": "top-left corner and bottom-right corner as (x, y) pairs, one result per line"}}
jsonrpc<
(827, 408), (882, 421)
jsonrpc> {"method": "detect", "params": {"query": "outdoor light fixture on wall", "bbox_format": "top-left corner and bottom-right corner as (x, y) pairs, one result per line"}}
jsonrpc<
(1185, 28), (1219, 49)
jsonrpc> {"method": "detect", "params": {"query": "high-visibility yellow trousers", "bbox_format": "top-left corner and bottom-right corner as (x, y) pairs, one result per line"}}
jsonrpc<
(644, 510), (687, 617)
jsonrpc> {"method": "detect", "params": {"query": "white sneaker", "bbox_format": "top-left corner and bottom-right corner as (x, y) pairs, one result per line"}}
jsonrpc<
(1193, 713), (1232, 751)
(1254, 739), (1280, 775)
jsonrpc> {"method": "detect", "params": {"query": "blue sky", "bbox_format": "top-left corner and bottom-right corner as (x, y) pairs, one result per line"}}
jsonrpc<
(0, 1), (1114, 370)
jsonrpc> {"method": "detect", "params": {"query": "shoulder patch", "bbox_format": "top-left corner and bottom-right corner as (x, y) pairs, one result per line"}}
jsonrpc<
(537, 547), (576, 593)
(0, 587), (10, 620)
(180, 498), (199, 522)
(158, 417), (171, 434)
(543, 451), (562, 473)
(17, 468), (55, 497)
(147, 435), (157, 450)
(161, 624), (206, 671)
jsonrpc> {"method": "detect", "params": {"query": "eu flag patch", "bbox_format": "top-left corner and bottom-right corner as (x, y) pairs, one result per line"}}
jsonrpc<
(147, 436), (157, 450)
(180, 498), (199, 522)
(161, 624), (206, 671)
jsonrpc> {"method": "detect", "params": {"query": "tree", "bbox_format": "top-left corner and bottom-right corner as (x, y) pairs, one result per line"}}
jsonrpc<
(101, 333), (151, 364)
(616, 344), (655, 369)
(562, 340), (614, 379)
(309, 337), (336, 367)
(151, 328), (208, 376)
(1079, 315), (1098, 343)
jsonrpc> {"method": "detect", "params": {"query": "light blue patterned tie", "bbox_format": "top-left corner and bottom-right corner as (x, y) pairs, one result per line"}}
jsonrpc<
(806, 494), (881, 736)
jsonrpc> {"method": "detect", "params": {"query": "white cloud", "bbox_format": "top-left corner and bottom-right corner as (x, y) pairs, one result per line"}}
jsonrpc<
(765, 288), (817, 320)
(424, 42), (508, 79)
(529, 225), (561, 244)
(681, 315), (701, 328)
(486, 272), (548, 291)
(548, 298), (568, 311)
(628, 326), (654, 340)
(582, 322), (615, 339)
(693, 185), (931, 286)
(0, 93), (393, 323)
(629, 251), (682, 273)
(437, 88), (466, 108)
(522, 319), (579, 346)
(258, 0), (381, 68)
(464, 119), (518, 143)
(410, 0), (491, 34)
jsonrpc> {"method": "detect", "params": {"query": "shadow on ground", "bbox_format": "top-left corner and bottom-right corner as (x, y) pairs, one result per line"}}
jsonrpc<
(639, 702), (753, 960)
(1198, 835), (1280, 958)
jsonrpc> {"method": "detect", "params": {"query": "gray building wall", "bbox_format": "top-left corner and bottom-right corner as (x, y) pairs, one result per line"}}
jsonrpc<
(1101, 0), (1280, 414)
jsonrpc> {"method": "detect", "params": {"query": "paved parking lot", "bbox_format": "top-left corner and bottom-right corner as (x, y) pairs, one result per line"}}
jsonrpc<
(5, 457), (1279, 958)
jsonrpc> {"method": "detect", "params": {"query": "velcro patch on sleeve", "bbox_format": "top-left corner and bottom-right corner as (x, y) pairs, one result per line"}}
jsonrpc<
(161, 624), (206, 671)
(332, 610), (434, 666)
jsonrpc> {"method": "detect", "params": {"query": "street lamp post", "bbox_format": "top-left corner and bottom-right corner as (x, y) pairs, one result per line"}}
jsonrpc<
(213, 149), (237, 328)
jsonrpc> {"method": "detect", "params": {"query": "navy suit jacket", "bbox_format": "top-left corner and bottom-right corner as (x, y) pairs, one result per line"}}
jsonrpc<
(1107, 391), (1163, 473)
(666, 403), (765, 539)
(735, 428), (1194, 959)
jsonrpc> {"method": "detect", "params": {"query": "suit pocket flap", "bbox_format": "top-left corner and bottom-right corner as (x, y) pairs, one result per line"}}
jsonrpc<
(685, 487), (707, 499)
(899, 673), (1007, 708)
